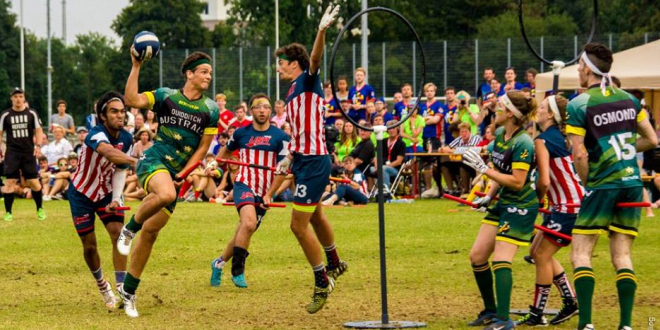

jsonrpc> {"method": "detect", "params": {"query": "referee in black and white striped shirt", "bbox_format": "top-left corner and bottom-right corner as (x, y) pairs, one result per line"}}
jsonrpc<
(440, 122), (482, 197)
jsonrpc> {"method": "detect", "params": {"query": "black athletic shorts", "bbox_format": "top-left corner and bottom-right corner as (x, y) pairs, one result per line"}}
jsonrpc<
(4, 151), (38, 180)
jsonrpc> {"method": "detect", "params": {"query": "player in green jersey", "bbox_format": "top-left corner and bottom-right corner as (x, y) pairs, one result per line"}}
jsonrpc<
(462, 90), (538, 330)
(567, 43), (657, 330)
(116, 50), (219, 318)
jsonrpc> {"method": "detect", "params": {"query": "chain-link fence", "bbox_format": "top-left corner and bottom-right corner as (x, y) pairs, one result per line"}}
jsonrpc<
(153, 32), (659, 106)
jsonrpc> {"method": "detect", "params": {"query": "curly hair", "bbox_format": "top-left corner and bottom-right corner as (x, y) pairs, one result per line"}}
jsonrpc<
(275, 43), (310, 71)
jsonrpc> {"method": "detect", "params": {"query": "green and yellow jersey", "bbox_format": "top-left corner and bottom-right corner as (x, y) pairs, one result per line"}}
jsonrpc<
(143, 88), (219, 173)
(491, 127), (536, 208)
(566, 86), (645, 190)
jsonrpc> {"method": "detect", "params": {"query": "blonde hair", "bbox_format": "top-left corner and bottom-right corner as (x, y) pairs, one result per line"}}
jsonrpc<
(355, 67), (366, 75)
(215, 93), (227, 101)
(424, 82), (437, 92)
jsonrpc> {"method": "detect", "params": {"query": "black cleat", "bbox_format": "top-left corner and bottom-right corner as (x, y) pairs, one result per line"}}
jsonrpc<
(549, 299), (578, 325)
(467, 310), (497, 326)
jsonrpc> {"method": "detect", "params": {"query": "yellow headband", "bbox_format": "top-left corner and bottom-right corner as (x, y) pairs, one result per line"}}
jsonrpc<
(250, 98), (271, 109)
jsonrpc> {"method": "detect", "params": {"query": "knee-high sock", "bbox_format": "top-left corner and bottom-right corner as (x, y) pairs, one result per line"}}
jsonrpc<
(573, 267), (596, 329)
(472, 262), (496, 312)
(616, 269), (637, 328)
(3, 193), (14, 213)
(492, 261), (513, 321)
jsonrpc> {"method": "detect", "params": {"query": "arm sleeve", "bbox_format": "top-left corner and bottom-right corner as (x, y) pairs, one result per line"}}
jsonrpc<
(111, 168), (127, 203)
(85, 128), (110, 151)
(143, 87), (169, 111)
(204, 104), (220, 135)
(566, 97), (587, 136)
(67, 115), (75, 129)
(277, 134), (291, 162)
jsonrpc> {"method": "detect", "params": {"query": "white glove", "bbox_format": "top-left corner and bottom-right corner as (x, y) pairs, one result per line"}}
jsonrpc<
(275, 157), (292, 175)
(462, 149), (489, 174)
(472, 195), (491, 213)
(319, 5), (340, 31)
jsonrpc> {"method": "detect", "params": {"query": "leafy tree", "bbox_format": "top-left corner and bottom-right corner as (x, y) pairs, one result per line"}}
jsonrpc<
(0, 0), (21, 107)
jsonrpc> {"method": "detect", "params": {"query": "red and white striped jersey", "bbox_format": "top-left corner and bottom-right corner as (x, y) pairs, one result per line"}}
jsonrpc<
(71, 125), (133, 202)
(537, 126), (584, 214)
(285, 70), (328, 156)
(226, 125), (290, 197)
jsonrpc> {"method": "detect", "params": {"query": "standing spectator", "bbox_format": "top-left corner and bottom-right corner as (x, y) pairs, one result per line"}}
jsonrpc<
(523, 68), (538, 97)
(476, 67), (495, 107)
(215, 93), (234, 134)
(229, 105), (251, 128)
(394, 83), (414, 120)
(369, 121), (406, 195)
(51, 99), (75, 135)
(44, 125), (74, 165)
(443, 86), (459, 146)
(334, 121), (359, 163)
(452, 91), (481, 135)
(439, 122), (482, 197)
(401, 108), (425, 155)
(73, 127), (88, 154)
(323, 82), (341, 126)
(490, 77), (505, 97)
(350, 124), (375, 173)
(131, 127), (154, 159)
(347, 67), (376, 122)
(272, 100), (288, 128)
(503, 67), (524, 92)
(419, 83), (445, 198)
(0, 87), (47, 221)
(145, 109), (158, 134)
(419, 83), (444, 151)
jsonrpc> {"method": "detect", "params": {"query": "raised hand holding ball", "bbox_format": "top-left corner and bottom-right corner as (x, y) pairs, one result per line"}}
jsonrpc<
(131, 31), (160, 62)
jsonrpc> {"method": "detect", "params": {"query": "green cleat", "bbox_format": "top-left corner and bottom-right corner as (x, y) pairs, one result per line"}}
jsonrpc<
(306, 286), (330, 314)
(4, 213), (13, 222)
(37, 208), (47, 221)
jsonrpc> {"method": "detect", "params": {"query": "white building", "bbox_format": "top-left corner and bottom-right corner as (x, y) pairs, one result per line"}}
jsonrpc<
(200, 0), (231, 30)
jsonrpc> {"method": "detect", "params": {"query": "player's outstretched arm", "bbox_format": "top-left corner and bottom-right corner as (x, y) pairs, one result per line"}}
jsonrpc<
(636, 109), (658, 152)
(309, 5), (340, 74)
(124, 47), (151, 109)
(97, 143), (137, 166)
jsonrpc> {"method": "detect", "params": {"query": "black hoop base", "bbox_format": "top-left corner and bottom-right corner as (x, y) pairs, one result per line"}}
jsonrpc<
(344, 321), (427, 329)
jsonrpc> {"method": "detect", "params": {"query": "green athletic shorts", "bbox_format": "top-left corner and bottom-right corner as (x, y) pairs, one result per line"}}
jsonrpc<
(573, 187), (642, 237)
(484, 203), (538, 246)
(136, 157), (178, 215)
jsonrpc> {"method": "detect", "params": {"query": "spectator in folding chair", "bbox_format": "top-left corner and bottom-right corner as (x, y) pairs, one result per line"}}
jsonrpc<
(439, 122), (482, 198)
(323, 156), (369, 206)
(368, 120), (406, 197)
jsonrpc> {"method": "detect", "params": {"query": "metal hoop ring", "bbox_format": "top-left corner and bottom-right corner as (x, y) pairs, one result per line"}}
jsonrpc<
(329, 7), (426, 131)
(518, 0), (598, 66)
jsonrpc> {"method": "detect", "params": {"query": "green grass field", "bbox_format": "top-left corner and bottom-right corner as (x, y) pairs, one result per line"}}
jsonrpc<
(1, 199), (659, 330)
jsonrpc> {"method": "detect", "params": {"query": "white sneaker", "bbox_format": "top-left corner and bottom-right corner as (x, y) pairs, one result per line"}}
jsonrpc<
(117, 225), (136, 256)
(322, 195), (338, 206)
(99, 282), (117, 309)
(421, 186), (439, 198)
(117, 284), (138, 318)
(43, 195), (52, 201)
(580, 324), (595, 330)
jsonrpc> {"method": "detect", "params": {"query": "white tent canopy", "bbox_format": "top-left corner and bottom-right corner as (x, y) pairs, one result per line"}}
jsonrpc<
(536, 40), (660, 92)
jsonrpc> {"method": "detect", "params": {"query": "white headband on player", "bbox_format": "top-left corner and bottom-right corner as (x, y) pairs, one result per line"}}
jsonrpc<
(580, 52), (615, 96)
(548, 95), (562, 124)
(500, 94), (523, 119)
